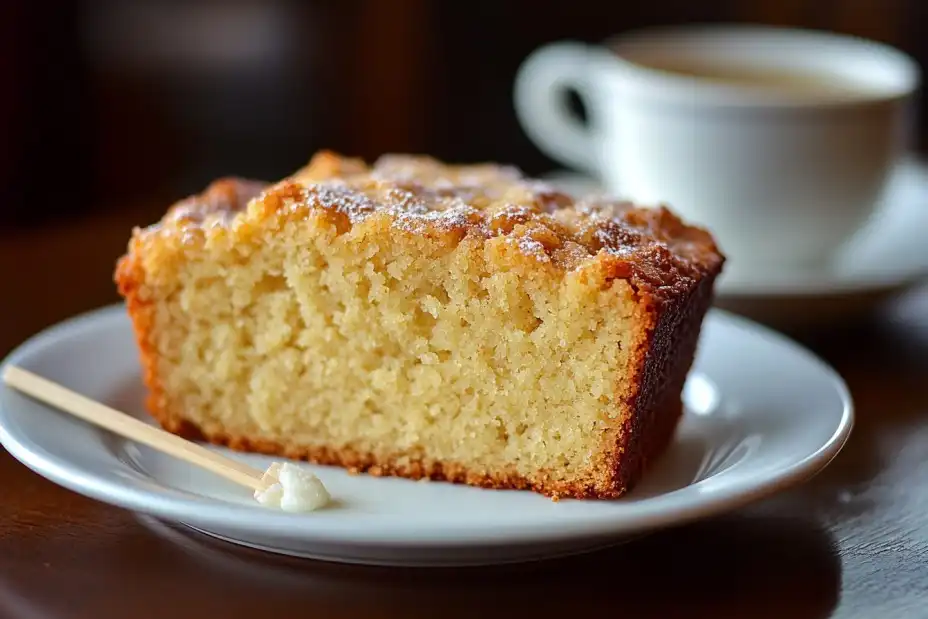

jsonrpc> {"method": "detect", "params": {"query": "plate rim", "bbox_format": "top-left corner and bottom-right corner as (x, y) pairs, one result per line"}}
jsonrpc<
(0, 303), (854, 547)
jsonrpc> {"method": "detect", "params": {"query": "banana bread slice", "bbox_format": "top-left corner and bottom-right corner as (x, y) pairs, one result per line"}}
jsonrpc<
(115, 151), (724, 499)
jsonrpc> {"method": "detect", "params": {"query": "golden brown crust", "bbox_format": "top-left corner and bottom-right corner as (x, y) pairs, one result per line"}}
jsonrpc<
(154, 177), (267, 227)
(115, 252), (170, 435)
(610, 271), (719, 494)
(129, 151), (724, 299)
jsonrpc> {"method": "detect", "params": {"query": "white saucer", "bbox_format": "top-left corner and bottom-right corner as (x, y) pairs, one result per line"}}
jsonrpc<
(0, 305), (852, 567)
(544, 158), (928, 328)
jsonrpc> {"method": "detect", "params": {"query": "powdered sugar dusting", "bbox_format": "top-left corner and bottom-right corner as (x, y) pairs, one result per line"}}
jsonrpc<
(310, 183), (378, 223)
(392, 202), (486, 234)
(491, 204), (536, 223)
(517, 237), (551, 262)
(131, 153), (720, 285)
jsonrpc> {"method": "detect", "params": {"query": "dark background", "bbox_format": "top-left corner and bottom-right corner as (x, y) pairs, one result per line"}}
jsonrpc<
(0, 0), (924, 356)
(2, 0), (925, 229)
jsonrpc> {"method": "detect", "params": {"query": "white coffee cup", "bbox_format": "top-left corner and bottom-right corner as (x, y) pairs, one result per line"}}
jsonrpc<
(514, 25), (920, 272)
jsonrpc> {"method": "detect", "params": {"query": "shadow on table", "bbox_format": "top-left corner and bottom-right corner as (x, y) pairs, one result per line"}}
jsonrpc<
(783, 289), (928, 524)
(134, 514), (840, 619)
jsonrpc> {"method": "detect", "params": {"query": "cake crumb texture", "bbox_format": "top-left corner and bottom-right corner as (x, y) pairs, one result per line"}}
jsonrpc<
(115, 151), (724, 499)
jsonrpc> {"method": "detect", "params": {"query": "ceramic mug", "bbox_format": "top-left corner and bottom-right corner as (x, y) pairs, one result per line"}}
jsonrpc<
(514, 25), (920, 272)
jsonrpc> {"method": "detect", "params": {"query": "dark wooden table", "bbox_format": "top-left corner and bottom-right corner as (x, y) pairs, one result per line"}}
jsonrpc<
(1, 213), (927, 617)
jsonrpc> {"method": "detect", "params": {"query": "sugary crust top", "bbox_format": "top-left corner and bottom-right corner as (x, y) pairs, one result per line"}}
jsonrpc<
(132, 151), (724, 298)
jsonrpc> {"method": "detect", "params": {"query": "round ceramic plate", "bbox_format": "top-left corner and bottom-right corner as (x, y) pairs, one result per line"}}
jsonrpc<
(0, 305), (852, 567)
(544, 158), (928, 329)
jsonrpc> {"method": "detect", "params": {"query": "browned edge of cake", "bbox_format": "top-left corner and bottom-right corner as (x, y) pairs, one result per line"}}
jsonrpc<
(608, 267), (718, 496)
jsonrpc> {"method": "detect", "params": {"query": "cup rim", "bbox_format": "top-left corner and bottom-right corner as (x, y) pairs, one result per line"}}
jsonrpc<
(600, 23), (921, 108)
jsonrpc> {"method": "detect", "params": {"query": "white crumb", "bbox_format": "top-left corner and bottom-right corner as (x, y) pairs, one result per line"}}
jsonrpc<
(254, 462), (331, 512)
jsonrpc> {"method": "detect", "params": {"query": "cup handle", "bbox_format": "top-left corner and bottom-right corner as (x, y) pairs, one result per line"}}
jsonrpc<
(513, 41), (603, 175)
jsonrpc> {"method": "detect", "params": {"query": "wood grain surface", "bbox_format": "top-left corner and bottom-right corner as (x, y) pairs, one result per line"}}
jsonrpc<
(1, 214), (927, 619)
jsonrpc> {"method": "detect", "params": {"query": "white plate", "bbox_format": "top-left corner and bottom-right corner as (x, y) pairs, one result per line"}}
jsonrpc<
(0, 305), (852, 566)
(544, 158), (928, 329)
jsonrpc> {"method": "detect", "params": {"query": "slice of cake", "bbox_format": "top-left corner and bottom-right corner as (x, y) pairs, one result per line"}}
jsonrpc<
(115, 151), (724, 499)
